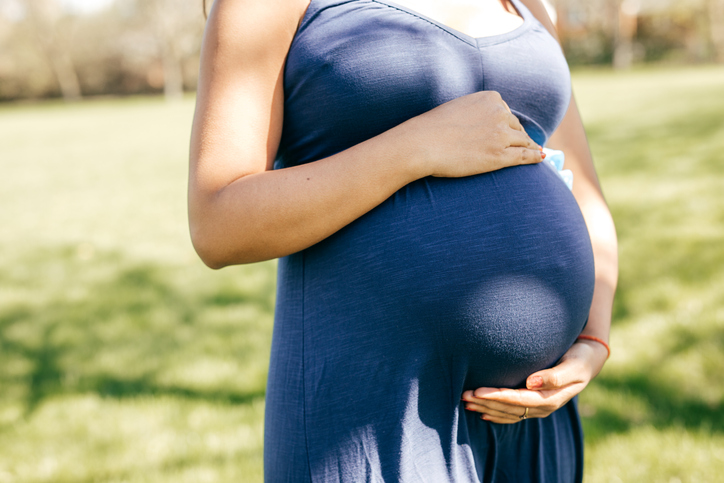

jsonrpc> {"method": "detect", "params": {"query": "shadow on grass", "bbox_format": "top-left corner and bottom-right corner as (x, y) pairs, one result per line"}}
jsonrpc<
(33, 449), (263, 483)
(85, 375), (266, 405)
(584, 372), (724, 443)
(609, 235), (724, 325)
(0, 246), (276, 420)
(583, 320), (724, 443)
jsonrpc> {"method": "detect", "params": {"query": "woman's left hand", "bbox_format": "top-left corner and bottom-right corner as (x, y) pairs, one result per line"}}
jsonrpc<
(461, 339), (609, 424)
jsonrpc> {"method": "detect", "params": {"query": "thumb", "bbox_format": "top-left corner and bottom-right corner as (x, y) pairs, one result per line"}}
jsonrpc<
(526, 358), (582, 390)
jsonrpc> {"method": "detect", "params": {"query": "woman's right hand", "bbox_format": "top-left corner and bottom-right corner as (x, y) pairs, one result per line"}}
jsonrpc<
(399, 90), (544, 179)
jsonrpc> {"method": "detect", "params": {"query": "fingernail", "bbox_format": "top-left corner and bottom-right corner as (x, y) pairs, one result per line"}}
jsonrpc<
(528, 376), (543, 389)
(541, 152), (546, 159)
(465, 405), (474, 411)
(480, 415), (489, 421)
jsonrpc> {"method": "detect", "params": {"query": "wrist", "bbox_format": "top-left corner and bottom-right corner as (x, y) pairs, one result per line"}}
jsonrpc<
(576, 334), (610, 359)
(571, 338), (609, 378)
(388, 116), (435, 180)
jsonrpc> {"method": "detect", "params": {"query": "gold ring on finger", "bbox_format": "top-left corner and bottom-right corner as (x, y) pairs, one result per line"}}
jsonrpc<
(519, 407), (529, 420)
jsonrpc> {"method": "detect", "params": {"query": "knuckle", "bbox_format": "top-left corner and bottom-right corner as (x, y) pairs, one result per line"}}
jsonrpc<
(520, 148), (530, 163)
(545, 400), (561, 411)
(478, 91), (494, 103)
(481, 90), (503, 106)
(491, 145), (506, 159)
(496, 125), (510, 138)
(488, 131), (504, 148)
(547, 373), (560, 387)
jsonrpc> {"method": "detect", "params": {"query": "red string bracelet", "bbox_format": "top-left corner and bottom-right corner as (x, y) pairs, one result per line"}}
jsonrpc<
(576, 335), (611, 359)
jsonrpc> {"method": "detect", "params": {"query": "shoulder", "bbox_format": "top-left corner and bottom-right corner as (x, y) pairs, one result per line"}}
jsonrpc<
(518, 0), (559, 41)
(204, 0), (311, 56)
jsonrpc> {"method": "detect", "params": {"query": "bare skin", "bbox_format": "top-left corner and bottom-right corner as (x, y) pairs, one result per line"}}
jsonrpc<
(388, 0), (525, 38)
(189, 0), (617, 425)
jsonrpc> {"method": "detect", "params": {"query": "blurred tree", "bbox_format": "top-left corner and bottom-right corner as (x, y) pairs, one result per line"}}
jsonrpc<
(0, 0), (721, 101)
(552, 0), (721, 66)
(21, 0), (82, 100)
(708, 0), (724, 62)
(129, 0), (203, 101)
(614, 0), (641, 69)
(554, 0), (617, 65)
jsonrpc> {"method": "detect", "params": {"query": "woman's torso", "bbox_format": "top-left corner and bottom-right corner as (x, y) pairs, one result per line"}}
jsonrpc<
(275, 0), (594, 388)
(267, 1), (593, 479)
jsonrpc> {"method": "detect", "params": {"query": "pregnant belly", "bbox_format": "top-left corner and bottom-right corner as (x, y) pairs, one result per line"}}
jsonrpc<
(301, 162), (595, 390)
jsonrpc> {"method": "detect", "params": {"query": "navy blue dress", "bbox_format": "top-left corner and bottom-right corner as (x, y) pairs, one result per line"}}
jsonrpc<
(265, 1), (595, 481)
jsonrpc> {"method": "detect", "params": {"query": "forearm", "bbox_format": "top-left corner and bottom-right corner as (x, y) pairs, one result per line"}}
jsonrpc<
(579, 204), (618, 343)
(190, 87), (543, 269)
(189, 122), (424, 268)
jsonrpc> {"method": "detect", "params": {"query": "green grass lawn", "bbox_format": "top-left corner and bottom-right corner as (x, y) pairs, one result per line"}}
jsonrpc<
(573, 65), (724, 481)
(1, 65), (723, 482)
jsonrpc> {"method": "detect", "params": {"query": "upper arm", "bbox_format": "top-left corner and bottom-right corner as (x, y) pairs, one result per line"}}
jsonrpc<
(189, 0), (309, 198)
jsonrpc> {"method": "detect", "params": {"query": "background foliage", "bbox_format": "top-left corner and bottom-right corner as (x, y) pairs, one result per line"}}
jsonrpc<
(1, 0), (724, 101)
(1, 64), (723, 481)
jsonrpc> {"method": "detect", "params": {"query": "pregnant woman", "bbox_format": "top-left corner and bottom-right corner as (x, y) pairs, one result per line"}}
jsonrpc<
(188, 0), (618, 481)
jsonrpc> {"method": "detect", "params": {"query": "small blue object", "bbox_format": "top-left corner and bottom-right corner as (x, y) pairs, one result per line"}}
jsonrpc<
(544, 149), (565, 171)
(542, 148), (573, 190)
(559, 170), (573, 190)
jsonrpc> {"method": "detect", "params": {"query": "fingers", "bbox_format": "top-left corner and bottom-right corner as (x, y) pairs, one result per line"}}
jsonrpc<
(526, 357), (587, 391)
(504, 130), (542, 167)
(461, 387), (557, 421)
(463, 387), (541, 414)
(466, 405), (527, 424)
(462, 396), (535, 424)
(502, 146), (543, 166)
(478, 414), (522, 425)
(506, 129), (540, 149)
(465, 399), (534, 419)
(461, 380), (587, 423)
(472, 387), (540, 405)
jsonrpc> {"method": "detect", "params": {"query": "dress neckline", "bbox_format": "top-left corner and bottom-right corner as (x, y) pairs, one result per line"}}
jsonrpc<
(298, 0), (537, 49)
(374, 0), (531, 43)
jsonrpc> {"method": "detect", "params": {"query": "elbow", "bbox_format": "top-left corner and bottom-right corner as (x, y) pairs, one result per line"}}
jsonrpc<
(197, 251), (228, 271)
(189, 223), (229, 270)
(189, 215), (266, 268)
(188, 191), (236, 269)
(188, 191), (276, 267)
(188, 206), (237, 269)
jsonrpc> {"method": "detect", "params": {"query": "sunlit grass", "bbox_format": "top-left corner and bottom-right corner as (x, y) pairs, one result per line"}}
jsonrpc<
(0, 96), (274, 481)
(1, 65), (723, 481)
(573, 65), (724, 480)
(585, 426), (724, 482)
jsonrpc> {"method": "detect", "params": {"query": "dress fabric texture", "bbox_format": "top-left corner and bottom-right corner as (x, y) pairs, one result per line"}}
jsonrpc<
(266, 0), (595, 481)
